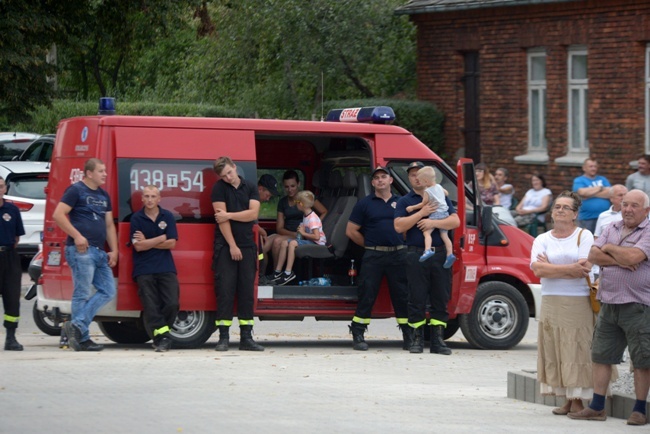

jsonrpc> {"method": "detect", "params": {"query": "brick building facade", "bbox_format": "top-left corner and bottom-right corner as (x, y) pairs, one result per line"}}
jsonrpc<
(396, 0), (650, 201)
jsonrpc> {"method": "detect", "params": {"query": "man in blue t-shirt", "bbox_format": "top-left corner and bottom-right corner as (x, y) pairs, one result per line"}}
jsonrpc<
(573, 158), (612, 234)
(130, 185), (179, 352)
(53, 158), (118, 352)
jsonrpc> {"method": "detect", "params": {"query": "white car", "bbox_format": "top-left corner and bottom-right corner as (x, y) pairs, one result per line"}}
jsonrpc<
(0, 161), (49, 256)
(0, 132), (40, 161)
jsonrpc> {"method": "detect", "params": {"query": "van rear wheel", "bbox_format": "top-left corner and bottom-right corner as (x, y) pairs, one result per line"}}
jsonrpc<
(98, 320), (151, 344)
(168, 310), (217, 349)
(459, 281), (529, 350)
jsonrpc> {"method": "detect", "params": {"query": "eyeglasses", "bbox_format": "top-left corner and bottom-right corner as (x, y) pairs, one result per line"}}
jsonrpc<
(294, 200), (302, 205)
(553, 205), (575, 212)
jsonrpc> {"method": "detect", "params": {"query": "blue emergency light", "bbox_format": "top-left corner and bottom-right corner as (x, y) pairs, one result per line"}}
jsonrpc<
(325, 106), (395, 124)
(98, 97), (116, 115)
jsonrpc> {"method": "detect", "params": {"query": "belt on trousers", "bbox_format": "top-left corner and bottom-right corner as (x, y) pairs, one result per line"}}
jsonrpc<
(406, 246), (436, 254)
(365, 245), (406, 252)
(0, 245), (13, 252)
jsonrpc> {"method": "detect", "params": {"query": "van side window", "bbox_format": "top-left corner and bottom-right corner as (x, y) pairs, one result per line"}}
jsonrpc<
(117, 159), (257, 223)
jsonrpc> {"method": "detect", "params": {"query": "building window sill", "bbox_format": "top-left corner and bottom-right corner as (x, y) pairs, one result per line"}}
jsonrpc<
(554, 153), (589, 167)
(514, 152), (549, 165)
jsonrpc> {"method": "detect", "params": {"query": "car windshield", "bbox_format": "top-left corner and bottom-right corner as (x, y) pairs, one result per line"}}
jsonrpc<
(8, 175), (48, 200)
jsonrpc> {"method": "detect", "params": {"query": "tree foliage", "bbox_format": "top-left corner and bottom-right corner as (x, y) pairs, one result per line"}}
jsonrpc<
(4, 0), (417, 125)
(0, 0), (85, 124)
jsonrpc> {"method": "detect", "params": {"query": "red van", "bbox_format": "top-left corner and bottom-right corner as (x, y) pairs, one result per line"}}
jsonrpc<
(37, 105), (541, 349)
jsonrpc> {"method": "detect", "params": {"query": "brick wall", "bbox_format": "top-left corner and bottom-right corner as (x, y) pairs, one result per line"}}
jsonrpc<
(410, 0), (650, 199)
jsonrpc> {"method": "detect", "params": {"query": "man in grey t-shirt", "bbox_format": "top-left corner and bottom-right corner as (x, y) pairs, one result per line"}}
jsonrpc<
(626, 154), (650, 197)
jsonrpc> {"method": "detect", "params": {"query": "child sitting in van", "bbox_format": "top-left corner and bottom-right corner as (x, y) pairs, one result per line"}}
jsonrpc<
(406, 166), (456, 268)
(273, 190), (327, 285)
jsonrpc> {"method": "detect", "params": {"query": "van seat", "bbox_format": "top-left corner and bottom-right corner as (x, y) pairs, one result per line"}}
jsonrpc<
(297, 172), (357, 262)
(357, 173), (371, 200)
(320, 171), (342, 211)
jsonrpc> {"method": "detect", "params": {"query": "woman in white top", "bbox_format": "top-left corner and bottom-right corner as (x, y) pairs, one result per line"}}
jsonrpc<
(531, 191), (615, 415)
(513, 173), (552, 227)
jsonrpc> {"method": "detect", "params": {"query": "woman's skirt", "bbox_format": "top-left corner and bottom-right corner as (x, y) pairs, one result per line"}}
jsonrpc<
(537, 295), (597, 399)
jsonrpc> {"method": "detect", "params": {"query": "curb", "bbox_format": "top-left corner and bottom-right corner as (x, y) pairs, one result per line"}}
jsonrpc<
(507, 370), (647, 420)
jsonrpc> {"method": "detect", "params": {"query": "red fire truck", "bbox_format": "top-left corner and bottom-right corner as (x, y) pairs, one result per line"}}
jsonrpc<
(36, 103), (541, 349)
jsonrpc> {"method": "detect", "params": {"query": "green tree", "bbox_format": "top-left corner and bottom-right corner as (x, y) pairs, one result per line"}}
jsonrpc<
(0, 0), (84, 124)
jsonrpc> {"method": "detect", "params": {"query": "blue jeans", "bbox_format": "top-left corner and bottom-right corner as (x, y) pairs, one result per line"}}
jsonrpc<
(65, 246), (116, 341)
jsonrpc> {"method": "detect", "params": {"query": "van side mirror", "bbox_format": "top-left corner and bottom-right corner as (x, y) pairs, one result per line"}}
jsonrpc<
(481, 206), (494, 236)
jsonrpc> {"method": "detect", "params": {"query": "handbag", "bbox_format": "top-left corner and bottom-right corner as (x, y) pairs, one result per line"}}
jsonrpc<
(577, 228), (600, 313)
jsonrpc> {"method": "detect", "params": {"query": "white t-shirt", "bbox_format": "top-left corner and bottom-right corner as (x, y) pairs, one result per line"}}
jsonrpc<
(521, 187), (552, 222)
(499, 184), (514, 209)
(424, 184), (449, 214)
(594, 206), (622, 238)
(530, 227), (593, 296)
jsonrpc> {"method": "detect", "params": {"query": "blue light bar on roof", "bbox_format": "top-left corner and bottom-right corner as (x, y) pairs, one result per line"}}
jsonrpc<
(325, 106), (395, 124)
(98, 97), (116, 115)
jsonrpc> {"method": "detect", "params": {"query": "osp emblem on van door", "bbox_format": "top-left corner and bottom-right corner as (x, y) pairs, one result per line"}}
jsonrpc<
(81, 126), (88, 142)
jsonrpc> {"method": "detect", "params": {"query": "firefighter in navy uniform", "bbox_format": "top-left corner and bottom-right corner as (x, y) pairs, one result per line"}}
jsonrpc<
(345, 166), (410, 351)
(394, 162), (460, 355)
(130, 185), (180, 352)
(211, 156), (264, 352)
(0, 176), (25, 351)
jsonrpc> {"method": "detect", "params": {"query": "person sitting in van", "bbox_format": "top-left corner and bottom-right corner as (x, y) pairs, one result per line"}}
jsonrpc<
(262, 170), (327, 283)
(406, 166), (456, 268)
(273, 190), (326, 286)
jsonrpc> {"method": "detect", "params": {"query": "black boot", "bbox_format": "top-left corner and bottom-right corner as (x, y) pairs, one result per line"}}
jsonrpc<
(349, 323), (369, 351)
(399, 324), (412, 351)
(430, 325), (452, 355)
(409, 326), (423, 353)
(4, 327), (23, 351)
(214, 326), (230, 352)
(239, 325), (264, 351)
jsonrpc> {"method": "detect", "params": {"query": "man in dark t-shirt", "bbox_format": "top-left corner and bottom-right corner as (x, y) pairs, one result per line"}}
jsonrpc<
(53, 158), (118, 352)
(211, 156), (264, 352)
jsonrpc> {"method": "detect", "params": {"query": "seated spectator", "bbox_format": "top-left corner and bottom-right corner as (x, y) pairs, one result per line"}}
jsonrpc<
(512, 174), (552, 228)
(495, 167), (515, 210)
(261, 170), (327, 283)
(272, 190), (327, 286)
(475, 163), (500, 206)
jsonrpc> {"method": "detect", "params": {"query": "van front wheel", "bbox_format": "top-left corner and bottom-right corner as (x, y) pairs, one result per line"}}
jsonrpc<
(459, 281), (529, 350)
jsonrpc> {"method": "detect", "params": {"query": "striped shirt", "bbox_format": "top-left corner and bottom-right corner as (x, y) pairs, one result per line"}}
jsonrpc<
(595, 218), (650, 305)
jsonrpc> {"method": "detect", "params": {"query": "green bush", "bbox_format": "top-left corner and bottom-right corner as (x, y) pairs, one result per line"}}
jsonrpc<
(324, 99), (445, 155)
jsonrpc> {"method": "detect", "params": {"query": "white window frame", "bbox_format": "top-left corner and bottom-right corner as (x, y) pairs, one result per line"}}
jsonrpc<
(556, 46), (589, 166)
(515, 49), (549, 165)
(646, 44), (650, 153)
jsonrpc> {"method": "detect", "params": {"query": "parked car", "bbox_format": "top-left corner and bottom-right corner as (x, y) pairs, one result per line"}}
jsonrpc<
(25, 246), (66, 336)
(0, 161), (49, 256)
(16, 134), (55, 162)
(0, 132), (40, 161)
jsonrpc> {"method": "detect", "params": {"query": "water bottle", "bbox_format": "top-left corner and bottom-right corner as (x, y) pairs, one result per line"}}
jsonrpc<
(59, 323), (69, 349)
(300, 277), (331, 286)
(348, 259), (357, 285)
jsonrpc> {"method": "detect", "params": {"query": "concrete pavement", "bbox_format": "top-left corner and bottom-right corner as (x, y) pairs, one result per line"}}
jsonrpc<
(0, 274), (635, 433)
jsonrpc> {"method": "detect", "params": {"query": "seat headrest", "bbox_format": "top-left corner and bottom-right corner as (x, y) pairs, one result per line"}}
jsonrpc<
(357, 173), (371, 199)
(342, 170), (357, 189)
